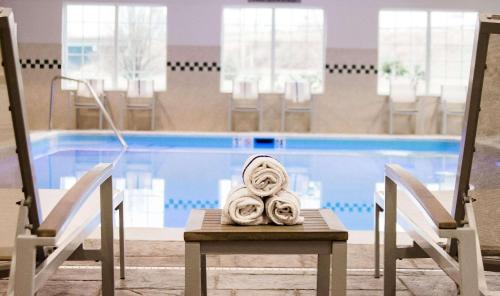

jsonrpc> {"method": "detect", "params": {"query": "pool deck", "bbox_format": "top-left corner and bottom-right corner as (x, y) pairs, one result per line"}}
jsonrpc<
(1, 240), (499, 295)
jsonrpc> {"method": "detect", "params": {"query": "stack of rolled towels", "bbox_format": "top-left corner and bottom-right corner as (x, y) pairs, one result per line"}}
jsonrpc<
(221, 154), (304, 226)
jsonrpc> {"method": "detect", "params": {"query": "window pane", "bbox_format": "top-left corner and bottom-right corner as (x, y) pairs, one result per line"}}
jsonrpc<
(62, 4), (167, 91)
(429, 11), (477, 94)
(378, 10), (428, 95)
(117, 5), (167, 91)
(274, 8), (325, 93)
(221, 8), (273, 92)
(63, 4), (115, 89)
(221, 7), (325, 93)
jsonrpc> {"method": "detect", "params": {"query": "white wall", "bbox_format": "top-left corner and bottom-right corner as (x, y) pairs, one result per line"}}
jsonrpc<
(2, 0), (500, 48)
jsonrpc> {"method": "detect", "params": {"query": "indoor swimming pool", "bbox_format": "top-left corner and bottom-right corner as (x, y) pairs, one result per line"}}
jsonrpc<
(31, 132), (460, 230)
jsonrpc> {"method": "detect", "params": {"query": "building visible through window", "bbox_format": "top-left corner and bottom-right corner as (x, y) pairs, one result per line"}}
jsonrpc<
(63, 4), (167, 91)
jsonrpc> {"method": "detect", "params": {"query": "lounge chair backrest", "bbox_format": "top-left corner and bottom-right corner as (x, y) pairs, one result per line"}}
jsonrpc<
(441, 85), (467, 104)
(232, 78), (259, 100)
(389, 81), (417, 103)
(452, 14), (500, 254)
(0, 70), (21, 189)
(284, 81), (311, 103)
(127, 80), (155, 99)
(76, 79), (105, 99)
(0, 9), (42, 230)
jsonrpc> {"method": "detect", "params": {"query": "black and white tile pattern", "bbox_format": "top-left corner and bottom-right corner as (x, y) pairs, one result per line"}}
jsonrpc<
(167, 61), (221, 72)
(19, 58), (61, 69)
(325, 64), (378, 75)
(16, 58), (378, 75)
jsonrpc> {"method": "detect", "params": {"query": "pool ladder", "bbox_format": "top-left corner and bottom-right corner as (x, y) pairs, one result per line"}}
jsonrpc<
(48, 75), (128, 149)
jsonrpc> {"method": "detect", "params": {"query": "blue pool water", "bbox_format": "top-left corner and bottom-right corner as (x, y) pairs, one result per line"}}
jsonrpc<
(32, 133), (460, 230)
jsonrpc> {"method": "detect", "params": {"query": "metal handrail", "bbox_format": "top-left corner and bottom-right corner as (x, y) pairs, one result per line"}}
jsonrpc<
(49, 75), (128, 148)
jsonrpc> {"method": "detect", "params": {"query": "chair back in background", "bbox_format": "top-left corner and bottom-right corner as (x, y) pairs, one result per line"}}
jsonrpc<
(232, 78), (259, 100)
(441, 85), (468, 104)
(389, 80), (417, 103)
(76, 79), (105, 99)
(284, 81), (311, 103)
(127, 80), (155, 99)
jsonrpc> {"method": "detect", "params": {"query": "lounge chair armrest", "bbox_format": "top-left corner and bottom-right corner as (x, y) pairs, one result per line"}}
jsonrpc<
(37, 163), (113, 237)
(385, 164), (457, 229)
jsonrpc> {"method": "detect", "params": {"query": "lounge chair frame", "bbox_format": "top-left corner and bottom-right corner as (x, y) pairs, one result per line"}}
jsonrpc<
(280, 81), (314, 132)
(0, 8), (125, 295)
(72, 79), (107, 129)
(124, 79), (157, 130)
(440, 85), (467, 135)
(228, 78), (263, 131)
(374, 14), (500, 296)
(388, 81), (419, 134)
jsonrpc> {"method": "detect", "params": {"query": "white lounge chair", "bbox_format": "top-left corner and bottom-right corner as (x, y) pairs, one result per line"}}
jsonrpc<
(374, 14), (500, 296)
(281, 80), (313, 132)
(125, 80), (156, 130)
(440, 85), (467, 134)
(228, 77), (262, 131)
(388, 80), (419, 134)
(0, 8), (124, 295)
(73, 78), (107, 129)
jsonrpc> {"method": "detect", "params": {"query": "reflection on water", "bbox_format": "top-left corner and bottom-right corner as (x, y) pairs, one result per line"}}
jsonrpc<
(34, 148), (458, 230)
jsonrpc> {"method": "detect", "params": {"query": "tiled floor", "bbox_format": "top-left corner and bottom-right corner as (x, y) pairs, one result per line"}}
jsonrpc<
(1, 241), (499, 295)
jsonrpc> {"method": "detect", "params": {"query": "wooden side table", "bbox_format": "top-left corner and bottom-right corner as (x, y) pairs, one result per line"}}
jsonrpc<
(184, 209), (348, 296)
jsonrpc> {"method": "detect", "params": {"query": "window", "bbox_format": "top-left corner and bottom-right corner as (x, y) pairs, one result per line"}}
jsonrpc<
(378, 10), (477, 95)
(221, 7), (325, 93)
(378, 11), (427, 94)
(429, 12), (476, 94)
(63, 4), (167, 91)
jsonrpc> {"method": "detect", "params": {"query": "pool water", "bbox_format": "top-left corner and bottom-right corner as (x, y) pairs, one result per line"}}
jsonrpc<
(32, 133), (460, 230)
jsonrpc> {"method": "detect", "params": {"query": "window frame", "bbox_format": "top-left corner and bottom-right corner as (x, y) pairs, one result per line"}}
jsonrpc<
(428, 10), (477, 94)
(220, 5), (327, 94)
(61, 2), (168, 91)
(377, 9), (477, 96)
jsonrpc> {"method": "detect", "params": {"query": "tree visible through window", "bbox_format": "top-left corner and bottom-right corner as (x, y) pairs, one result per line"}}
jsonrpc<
(63, 4), (167, 91)
(378, 10), (477, 95)
(221, 7), (325, 94)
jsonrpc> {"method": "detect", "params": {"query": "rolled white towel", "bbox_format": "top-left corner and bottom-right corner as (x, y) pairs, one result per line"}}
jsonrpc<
(265, 190), (304, 226)
(221, 185), (268, 225)
(242, 155), (289, 197)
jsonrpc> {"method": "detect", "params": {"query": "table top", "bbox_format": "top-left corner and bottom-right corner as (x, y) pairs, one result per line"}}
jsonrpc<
(184, 209), (348, 242)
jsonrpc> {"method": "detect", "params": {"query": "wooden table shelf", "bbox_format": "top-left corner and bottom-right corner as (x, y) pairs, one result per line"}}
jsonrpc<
(184, 209), (348, 296)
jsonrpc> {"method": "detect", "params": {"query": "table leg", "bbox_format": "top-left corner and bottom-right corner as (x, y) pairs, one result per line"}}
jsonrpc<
(331, 241), (347, 296)
(374, 204), (381, 278)
(185, 242), (202, 296)
(317, 254), (331, 296)
(384, 177), (397, 296)
(201, 254), (207, 296)
(118, 201), (125, 280)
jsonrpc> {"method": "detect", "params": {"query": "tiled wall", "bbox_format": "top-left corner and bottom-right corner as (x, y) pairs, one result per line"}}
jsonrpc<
(18, 43), (462, 134)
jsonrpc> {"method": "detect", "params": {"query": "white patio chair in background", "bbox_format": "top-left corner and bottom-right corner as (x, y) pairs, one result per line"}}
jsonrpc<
(125, 80), (156, 130)
(281, 80), (313, 132)
(228, 77), (262, 131)
(72, 79), (106, 129)
(388, 80), (419, 134)
(440, 85), (467, 134)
